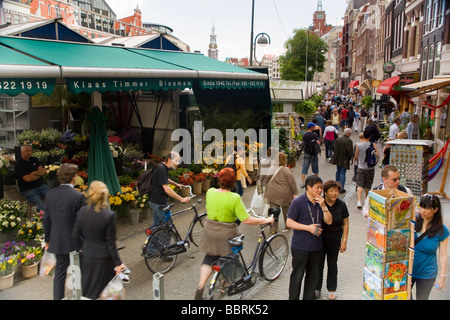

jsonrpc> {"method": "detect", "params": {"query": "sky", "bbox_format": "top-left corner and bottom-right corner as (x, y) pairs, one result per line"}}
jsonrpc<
(105, 0), (348, 61)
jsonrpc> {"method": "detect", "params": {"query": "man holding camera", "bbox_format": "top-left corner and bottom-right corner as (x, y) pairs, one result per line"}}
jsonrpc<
(286, 175), (333, 300)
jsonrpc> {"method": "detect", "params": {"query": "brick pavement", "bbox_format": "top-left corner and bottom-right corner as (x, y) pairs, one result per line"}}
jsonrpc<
(247, 131), (450, 300)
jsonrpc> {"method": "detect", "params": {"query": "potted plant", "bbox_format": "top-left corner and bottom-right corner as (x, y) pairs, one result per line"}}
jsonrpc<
(0, 199), (26, 243)
(192, 173), (207, 195)
(18, 246), (43, 279)
(16, 210), (44, 246)
(119, 186), (138, 224)
(0, 254), (18, 289)
(0, 241), (24, 289)
(178, 171), (194, 197)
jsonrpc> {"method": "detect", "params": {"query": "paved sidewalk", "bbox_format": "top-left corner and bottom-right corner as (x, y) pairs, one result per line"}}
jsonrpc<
(247, 131), (450, 300)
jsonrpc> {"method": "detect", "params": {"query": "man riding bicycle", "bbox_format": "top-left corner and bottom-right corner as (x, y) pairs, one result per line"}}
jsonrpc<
(149, 151), (190, 227)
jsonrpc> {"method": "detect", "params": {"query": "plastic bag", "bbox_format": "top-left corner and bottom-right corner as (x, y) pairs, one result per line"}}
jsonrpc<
(39, 250), (56, 277)
(250, 188), (264, 209)
(99, 275), (125, 300)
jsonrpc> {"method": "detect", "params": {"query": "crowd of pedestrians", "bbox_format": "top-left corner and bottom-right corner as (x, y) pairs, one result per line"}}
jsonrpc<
(11, 88), (448, 301)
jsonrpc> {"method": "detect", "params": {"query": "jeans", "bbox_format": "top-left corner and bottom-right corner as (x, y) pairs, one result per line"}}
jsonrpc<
(289, 248), (322, 300)
(234, 180), (244, 197)
(150, 201), (170, 228)
(21, 184), (51, 211)
(324, 139), (334, 159)
(302, 154), (319, 175)
(335, 166), (347, 190)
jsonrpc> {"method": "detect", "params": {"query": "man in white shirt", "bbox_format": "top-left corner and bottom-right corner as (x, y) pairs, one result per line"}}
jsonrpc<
(362, 165), (413, 217)
(388, 117), (401, 140)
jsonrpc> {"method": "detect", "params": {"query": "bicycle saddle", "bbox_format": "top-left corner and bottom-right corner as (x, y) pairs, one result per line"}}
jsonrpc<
(161, 204), (175, 211)
(228, 234), (245, 247)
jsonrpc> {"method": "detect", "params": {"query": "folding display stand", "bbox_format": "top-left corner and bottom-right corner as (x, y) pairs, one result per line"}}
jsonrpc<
(363, 189), (416, 300)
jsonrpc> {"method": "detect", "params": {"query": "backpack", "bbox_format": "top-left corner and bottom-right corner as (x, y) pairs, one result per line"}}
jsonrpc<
(305, 134), (320, 156)
(365, 142), (378, 167)
(137, 166), (154, 195)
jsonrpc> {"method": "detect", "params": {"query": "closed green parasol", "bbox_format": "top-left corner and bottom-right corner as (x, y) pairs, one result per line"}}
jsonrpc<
(87, 106), (121, 195)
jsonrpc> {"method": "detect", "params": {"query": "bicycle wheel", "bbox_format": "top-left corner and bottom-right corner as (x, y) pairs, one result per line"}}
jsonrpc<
(206, 271), (241, 300)
(189, 213), (207, 247)
(259, 234), (289, 281)
(144, 228), (178, 274)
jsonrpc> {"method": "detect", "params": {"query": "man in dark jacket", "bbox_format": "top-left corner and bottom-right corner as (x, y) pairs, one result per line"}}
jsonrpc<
(331, 128), (354, 193)
(43, 163), (86, 300)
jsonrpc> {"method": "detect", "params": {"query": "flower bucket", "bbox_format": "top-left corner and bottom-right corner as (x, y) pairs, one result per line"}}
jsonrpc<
(0, 272), (14, 290)
(180, 187), (190, 198)
(193, 182), (202, 195)
(141, 207), (151, 220)
(202, 179), (211, 192)
(21, 263), (39, 279)
(130, 208), (140, 225)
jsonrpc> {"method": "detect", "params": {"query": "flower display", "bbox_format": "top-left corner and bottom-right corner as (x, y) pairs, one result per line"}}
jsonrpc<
(17, 210), (44, 242)
(192, 173), (208, 183)
(109, 142), (123, 158)
(0, 200), (26, 233)
(0, 254), (18, 277)
(17, 246), (43, 266)
(179, 171), (194, 185)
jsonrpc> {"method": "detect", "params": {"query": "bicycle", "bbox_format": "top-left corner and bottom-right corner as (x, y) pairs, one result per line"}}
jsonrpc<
(205, 207), (289, 300)
(141, 186), (207, 274)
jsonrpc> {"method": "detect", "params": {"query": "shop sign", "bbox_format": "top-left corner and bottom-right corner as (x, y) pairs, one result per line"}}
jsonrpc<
(383, 62), (396, 74)
(66, 78), (193, 94)
(199, 79), (266, 90)
(399, 74), (419, 86)
(0, 78), (56, 96)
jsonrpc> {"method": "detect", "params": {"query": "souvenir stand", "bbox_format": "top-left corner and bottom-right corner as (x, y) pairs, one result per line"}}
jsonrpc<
(363, 189), (416, 300)
(385, 139), (434, 197)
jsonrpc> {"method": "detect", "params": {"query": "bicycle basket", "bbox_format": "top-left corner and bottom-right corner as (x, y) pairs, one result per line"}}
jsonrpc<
(213, 254), (246, 284)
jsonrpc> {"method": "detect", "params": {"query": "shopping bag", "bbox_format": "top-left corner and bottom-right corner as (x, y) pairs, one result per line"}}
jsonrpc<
(99, 275), (126, 300)
(250, 188), (264, 209)
(39, 250), (56, 277)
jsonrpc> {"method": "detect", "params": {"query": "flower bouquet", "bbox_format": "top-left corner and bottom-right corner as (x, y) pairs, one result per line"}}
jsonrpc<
(135, 194), (150, 209)
(179, 171), (194, 186)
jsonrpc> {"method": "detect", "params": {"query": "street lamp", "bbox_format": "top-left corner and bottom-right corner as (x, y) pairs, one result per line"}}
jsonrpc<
(253, 32), (271, 64)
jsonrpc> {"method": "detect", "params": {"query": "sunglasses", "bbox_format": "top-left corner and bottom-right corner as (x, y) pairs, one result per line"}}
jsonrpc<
(422, 194), (438, 205)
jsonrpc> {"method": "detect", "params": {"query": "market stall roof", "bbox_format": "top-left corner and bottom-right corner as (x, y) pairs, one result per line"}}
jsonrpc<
(348, 80), (359, 88)
(376, 76), (401, 95)
(0, 36), (267, 95)
(359, 79), (371, 91)
(269, 80), (304, 102)
(401, 77), (450, 98)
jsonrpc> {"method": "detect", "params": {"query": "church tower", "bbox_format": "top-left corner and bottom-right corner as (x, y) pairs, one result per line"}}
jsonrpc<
(313, 0), (332, 36)
(208, 25), (218, 60)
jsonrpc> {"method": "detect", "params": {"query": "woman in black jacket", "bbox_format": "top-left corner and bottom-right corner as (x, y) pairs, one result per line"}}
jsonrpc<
(73, 180), (126, 299)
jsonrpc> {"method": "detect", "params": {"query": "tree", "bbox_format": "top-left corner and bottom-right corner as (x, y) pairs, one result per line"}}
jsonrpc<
(280, 29), (328, 81)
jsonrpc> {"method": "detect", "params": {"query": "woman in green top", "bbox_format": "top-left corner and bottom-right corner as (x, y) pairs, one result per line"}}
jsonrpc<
(194, 167), (274, 299)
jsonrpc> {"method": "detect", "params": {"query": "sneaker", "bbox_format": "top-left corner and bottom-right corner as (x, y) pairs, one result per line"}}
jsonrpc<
(357, 201), (362, 208)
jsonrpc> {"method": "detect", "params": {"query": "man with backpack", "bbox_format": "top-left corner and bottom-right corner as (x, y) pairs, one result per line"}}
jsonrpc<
(300, 123), (321, 188)
(147, 151), (190, 227)
(330, 128), (354, 193)
(354, 130), (379, 208)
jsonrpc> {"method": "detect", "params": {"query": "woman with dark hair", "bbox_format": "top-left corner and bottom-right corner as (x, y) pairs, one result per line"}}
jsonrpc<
(316, 180), (349, 300)
(194, 168), (274, 299)
(412, 194), (448, 300)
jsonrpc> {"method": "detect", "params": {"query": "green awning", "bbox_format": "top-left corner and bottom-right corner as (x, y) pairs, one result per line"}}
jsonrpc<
(0, 44), (58, 96)
(0, 36), (267, 95)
